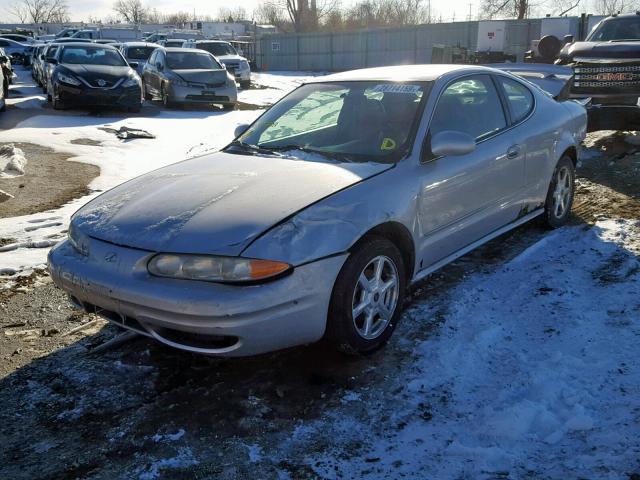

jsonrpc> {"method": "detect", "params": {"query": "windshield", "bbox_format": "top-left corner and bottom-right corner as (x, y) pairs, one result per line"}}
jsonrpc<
(60, 46), (127, 66)
(232, 81), (429, 163)
(166, 52), (220, 70)
(126, 46), (156, 60)
(197, 42), (236, 56)
(587, 17), (640, 41)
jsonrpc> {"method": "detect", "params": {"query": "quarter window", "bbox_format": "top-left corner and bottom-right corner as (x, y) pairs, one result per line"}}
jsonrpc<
(499, 77), (534, 124)
(430, 75), (506, 142)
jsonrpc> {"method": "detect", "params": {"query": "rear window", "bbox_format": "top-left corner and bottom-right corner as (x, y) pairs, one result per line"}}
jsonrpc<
(166, 52), (221, 70)
(197, 42), (236, 56)
(126, 46), (156, 60)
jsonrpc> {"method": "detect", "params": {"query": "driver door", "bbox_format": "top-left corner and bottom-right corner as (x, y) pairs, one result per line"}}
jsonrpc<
(416, 74), (526, 268)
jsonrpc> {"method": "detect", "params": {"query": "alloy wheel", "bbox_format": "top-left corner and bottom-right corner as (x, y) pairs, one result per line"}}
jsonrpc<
(552, 165), (572, 219)
(351, 255), (399, 340)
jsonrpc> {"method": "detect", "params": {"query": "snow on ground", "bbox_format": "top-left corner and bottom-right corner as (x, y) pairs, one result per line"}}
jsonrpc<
(0, 68), (316, 286)
(262, 219), (640, 479)
(6, 70), (47, 110)
(240, 71), (322, 106)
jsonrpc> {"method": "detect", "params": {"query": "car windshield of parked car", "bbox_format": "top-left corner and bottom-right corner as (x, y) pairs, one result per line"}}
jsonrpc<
(60, 47), (126, 66)
(232, 81), (429, 162)
(587, 18), (640, 41)
(166, 52), (219, 70)
(126, 46), (156, 60)
(198, 42), (236, 56)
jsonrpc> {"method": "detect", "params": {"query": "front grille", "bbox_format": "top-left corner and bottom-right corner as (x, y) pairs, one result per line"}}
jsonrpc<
(187, 81), (225, 89)
(573, 63), (640, 94)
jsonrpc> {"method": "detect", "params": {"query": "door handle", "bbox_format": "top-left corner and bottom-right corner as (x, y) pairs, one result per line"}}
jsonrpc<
(506, 145), (521, 159)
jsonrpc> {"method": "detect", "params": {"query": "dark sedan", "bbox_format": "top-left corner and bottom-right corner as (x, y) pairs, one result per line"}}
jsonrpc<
(47, 43), (142, 112)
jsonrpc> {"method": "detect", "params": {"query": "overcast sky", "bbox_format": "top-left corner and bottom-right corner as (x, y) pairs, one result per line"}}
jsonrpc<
(0, 0), (489, 24)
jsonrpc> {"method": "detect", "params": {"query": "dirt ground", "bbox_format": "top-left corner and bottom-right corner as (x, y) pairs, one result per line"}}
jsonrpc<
(0, 142), (99, 218)
(0, 129), (638, 479)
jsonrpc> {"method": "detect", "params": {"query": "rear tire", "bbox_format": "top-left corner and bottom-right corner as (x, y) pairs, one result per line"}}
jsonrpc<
(223, 103), (236, 111)
(326, 236), (406, 355)
(240, 80), (251, 90)
(541, 155), (575, 228)
(52, 88), (64, 110)
(142, 82), (152, 101)
(161, 84), (172, 108)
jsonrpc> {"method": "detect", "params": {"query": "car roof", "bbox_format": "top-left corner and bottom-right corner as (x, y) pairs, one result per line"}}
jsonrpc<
(313, 64), (500, 82)
(58, 42), (118, 50)
(196, 40), (231, 44)
(163, 47), (211, 54)
(122, 41), (160, 47)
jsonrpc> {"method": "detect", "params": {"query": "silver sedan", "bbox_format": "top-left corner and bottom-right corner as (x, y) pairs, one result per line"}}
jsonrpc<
(48, 64), (587, 356)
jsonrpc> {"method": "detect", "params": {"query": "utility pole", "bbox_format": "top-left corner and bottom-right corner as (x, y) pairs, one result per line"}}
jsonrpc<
(468, 3), (473, 21)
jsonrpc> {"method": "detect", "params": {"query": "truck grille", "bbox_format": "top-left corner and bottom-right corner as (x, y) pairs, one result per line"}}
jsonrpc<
(573, 63), (640, 93)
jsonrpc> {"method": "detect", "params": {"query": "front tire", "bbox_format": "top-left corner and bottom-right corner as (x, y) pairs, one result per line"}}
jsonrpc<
(240, 80), (251, 90)
(541, 155), (575, 228)
(326, 236), (406, 355)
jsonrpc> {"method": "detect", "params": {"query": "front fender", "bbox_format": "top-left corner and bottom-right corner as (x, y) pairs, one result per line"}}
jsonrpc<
(241, 166), (420, 266)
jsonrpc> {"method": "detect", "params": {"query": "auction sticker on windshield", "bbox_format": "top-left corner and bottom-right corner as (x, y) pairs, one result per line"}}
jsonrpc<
(370, 84), (422, 94)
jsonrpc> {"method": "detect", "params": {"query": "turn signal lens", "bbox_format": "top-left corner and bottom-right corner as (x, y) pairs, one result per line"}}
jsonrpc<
(249, 259), (291, 280)
(148, 254), (291, 283)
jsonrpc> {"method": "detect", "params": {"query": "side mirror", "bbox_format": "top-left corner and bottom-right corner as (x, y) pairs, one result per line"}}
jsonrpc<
(430, 130), (475, 158)
(46, 58), (58, 64)
(128, 61), (138, 68)
(156, 62), (163, 71)
(234, 123), (250, 138)
(563, 34), (574, 45)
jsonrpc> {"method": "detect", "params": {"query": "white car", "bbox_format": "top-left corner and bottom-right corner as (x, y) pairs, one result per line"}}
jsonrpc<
(186, 40), (251, 89)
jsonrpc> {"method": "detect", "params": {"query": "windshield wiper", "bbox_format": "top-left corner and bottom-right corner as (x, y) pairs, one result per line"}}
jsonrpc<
(257, 144), (353, 162)
(225, 140), (285, 157)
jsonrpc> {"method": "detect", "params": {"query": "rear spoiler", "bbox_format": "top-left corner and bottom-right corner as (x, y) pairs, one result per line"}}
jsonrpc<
(486, 63), (574, 101)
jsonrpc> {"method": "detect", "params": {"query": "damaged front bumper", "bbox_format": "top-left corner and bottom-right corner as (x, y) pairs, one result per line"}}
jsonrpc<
(48, 238), (346, 356)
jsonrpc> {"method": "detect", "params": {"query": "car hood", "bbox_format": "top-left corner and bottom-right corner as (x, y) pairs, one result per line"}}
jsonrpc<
(60, 64), (134, 84)
(72, 151), (392, 255)
(174, 69), (227, 84)
(562, 41), (640, 60)
(217, 54), (245, 62)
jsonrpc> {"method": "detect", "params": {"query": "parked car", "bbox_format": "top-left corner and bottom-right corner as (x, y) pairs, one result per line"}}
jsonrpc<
(94, 39), (119, 45)
(141, 47), (237, 109)
(0, 33), (35, 44)
(0, 48), (13, 97)
(162, 39), (187, 48)
(41, 43), (61, 94)
(41, 43), (61, 95)
(0, 38), (32, 65)
(557, 13), (640, 131)
(49, 64), (587, 357)
(31, 44), (46, 85)
(0, 51), (8, 108)
(46, 42), (142, 112)
(120, 41), (161, 75)
(54, 27), (80, 39)
(70, 28), (141, 42)
(186, 40), (251, 89)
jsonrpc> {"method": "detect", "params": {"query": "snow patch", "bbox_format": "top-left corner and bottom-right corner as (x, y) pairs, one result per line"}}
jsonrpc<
(0, 144), (27, 178)
(137, 447), (198, 480)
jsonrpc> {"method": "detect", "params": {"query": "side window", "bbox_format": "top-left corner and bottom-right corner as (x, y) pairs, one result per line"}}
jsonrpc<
(430, 75), (507, 142)
(499, 77), (534, 124)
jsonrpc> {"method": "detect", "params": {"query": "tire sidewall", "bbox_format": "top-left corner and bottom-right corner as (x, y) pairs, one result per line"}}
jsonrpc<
(327, 236), (406, 354)
(544, 155), (575, 228)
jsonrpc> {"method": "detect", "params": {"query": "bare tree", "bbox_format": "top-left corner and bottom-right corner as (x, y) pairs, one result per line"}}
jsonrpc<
(345, 0), (431, 28)
(164, 11), (192, 27)
(593, 0), (640, 14)
(481, 0), (529, 19)
(8, 0), (69, 23)
(217, 7), (248, 22)
(113, 0), (148, 24)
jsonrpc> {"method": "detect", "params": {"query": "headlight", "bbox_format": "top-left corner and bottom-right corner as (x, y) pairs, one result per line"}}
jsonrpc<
(122, 75), (141, 87)
(68, 223), (89, 256)
(58, 73), (81, 86)
(147, 254), (291, 283)
(170, 76), (188, 87)
(240, 60), (250, 70)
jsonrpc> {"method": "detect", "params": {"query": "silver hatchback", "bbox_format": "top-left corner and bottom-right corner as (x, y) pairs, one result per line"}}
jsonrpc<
(141, 47), (237, 109)
(49, 64), (586, 356)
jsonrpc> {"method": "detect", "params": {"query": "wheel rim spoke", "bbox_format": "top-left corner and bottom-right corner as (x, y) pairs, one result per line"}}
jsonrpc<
(351, 255), (399, 340)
